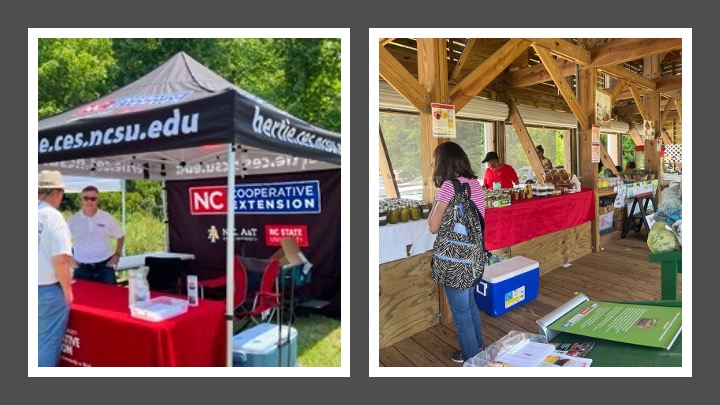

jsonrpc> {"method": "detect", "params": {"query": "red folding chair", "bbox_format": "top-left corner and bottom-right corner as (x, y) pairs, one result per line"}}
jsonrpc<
(234, 258), (281, 331)
(197, 256), (248, 313)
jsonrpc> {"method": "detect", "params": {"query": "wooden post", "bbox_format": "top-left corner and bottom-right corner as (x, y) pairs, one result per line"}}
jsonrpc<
(577, 66), (600, 253)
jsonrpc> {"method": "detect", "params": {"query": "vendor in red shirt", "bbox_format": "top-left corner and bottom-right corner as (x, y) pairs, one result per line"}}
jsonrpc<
(482, 151), (519, 189)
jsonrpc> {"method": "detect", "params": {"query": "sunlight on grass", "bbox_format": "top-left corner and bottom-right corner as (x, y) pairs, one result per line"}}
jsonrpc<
(293, 314), (341, 367)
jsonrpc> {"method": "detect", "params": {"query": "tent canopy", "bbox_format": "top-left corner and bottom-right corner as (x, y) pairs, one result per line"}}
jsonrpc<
(38, 52), (341, 179)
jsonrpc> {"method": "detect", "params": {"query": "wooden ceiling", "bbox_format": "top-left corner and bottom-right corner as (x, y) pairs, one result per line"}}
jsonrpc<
(380, 38), (682, 141)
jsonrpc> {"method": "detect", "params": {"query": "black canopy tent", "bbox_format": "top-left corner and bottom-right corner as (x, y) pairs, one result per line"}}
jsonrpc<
(38, 52), (341, 366)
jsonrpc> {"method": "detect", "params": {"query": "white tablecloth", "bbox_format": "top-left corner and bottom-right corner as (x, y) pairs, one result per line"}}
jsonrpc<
(117, 252), (195, 270)
(379, 219), (436, 264)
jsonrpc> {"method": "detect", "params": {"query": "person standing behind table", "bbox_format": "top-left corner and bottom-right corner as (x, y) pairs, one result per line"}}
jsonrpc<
(625, 161), (637, 171)
(38, 170), (74, 367)
(535, 145), (554, 171)
(481, 151), (519, 189)
(427, 142), (486, 364)
(68, 185), (124, 285)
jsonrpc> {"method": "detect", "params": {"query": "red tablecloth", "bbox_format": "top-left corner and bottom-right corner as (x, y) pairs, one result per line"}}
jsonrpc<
(59, 280), (226, 367)
(484, 188), (595, 250)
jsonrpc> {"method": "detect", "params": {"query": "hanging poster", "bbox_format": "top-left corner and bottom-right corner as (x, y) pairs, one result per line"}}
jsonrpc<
(591, 125), (600, 144)
(595, 88), (612, 127)
(643, 119), (655, 139)
(591, 144), (600, 163)
(431, 103), (456, 138)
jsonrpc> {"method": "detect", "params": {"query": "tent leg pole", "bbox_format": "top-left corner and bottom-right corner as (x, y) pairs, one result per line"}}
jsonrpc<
(226, 143), (236, 367)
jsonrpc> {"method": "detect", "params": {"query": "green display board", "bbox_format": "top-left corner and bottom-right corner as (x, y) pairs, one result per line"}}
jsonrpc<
(549, 301), (682, 367)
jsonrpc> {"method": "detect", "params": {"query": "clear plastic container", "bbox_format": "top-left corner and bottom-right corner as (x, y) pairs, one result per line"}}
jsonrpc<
(463, 330), (549, 367)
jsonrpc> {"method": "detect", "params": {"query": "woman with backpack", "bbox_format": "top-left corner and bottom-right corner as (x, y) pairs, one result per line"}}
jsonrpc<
(427, 142), (486, 364)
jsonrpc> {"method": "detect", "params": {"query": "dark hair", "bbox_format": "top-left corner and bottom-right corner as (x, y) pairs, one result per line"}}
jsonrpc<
(432, 142), (477, 187)
(82, 185), (99, 193)
(536, 145), (544, 153)
(625, 161), (636, 170)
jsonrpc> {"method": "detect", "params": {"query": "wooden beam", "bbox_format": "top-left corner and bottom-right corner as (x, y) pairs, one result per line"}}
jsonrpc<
(588, 38), (682, 68)
(661, 130), (673, 145)
(450, 38), (476, 81)
(379, 126), (400, 198)
(449, 39), (530, 111)
(675, 98), (682, 120)
(533, 44), (589, 130)
(526, 38), (591, 65)
(379, 45), (430, 113)
(661, 96), (675, 127)
(379, 38), (395, 47)
(598, 143), (620, 177)
(416, 38), (449, 203)
(499, 92), (546, 181)
(576, 66), (599, 253)
(599, 64), (656, 91)
(614, 75), (681, 100)
(609, 78), (627, 103)
(627, 122), (645, 146)
(628, 83), (649, 120)
(495, 58), (576, 91)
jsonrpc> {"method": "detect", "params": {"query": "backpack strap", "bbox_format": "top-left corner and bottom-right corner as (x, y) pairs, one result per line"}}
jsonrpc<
(449, 178), (485, 235)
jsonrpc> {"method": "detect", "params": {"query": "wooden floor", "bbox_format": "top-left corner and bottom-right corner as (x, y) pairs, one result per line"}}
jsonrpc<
(378, 232), (682, 367)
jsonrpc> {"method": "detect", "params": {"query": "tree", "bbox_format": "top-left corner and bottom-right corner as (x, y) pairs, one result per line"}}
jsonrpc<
(38, 38), (116, 119)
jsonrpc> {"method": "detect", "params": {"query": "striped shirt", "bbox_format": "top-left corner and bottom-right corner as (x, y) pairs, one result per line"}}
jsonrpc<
(436, 176), (486, 218)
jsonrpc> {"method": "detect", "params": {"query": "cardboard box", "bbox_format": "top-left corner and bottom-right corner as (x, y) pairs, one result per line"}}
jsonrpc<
(474, 256), (540, 317)
(271, 238), (306, 267)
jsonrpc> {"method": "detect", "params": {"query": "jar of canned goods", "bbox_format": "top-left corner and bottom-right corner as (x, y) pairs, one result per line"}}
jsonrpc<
(410, 203), (422, 221)
(379, 209), (388, 226)
(420, 201), (432, 219)
(399, 205), (410, 222)
(388, 206), (401, 224)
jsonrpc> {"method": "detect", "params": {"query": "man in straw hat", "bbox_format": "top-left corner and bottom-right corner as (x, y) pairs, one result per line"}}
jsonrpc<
(38, 170), (74, 366)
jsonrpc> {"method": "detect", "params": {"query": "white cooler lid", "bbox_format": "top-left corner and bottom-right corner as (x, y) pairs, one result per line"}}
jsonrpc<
(482, 256), (539, 283)
(233, 324), (297, 355)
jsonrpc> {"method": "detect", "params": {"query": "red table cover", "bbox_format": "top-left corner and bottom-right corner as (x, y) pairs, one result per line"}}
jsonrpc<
(59, 280), (226, 367)
(484, 188), (595, 250)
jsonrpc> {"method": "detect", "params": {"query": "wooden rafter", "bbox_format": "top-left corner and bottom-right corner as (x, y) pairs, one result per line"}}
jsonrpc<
(660, 96), (675, 127)
(599, 64), (656, 91)
(450, 38), (476, 81)
(533, 44), (589, 130)
(674, 98), (682, 120)
(379, 126), (399, 198)
(495, 58), (576, 91)
(588, 38), (682, 68)
(449, 38), (530, 111)
(379, 45), (430, 113)
(628, 82), (649, 120)
(609, 78), (627, 103)
(627, 122), (645, 146)
(614, 75), (680, 100)
(379, 38), (395, 46)
(526, 38), (590, 65)
(499, 92), (546, 181)
(599, 143), (620, 177)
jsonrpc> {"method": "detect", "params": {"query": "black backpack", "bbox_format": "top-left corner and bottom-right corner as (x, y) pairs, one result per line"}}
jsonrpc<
(431, 178), (487, 290)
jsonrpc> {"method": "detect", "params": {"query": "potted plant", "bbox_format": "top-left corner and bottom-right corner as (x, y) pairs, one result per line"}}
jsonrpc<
(646, 169), (655, 180)
(631, 169), (643, 182)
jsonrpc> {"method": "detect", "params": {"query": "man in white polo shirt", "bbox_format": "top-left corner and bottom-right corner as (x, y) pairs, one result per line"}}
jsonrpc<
(38, 170), (74, 366)
(68, 185), (125, 285)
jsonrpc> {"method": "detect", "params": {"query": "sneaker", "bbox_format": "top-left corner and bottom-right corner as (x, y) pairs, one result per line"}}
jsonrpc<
(451, 350), (463, 363)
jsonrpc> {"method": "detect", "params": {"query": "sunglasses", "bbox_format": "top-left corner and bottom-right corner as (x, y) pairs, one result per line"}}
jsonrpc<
(82, 196), (98, 201)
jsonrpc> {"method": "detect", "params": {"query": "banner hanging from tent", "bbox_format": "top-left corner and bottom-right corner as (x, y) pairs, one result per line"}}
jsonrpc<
(166, 169), (341, 316)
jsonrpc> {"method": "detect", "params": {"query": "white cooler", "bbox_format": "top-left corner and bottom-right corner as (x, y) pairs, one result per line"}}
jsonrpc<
(232, 323), (298, 367)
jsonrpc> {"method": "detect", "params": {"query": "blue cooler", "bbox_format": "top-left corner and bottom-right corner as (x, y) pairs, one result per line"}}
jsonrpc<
(232, 323), (298, 367)
(474, 256), (539, 317)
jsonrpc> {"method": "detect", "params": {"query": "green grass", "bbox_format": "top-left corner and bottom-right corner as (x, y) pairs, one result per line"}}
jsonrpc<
(292, 313), (341, 367)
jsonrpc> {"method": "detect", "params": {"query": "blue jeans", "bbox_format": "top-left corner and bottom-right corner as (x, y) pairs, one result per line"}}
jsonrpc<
(443, 284), (484, 362)
(38, 283), (70, 367)
(74, 264), (117, 285)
